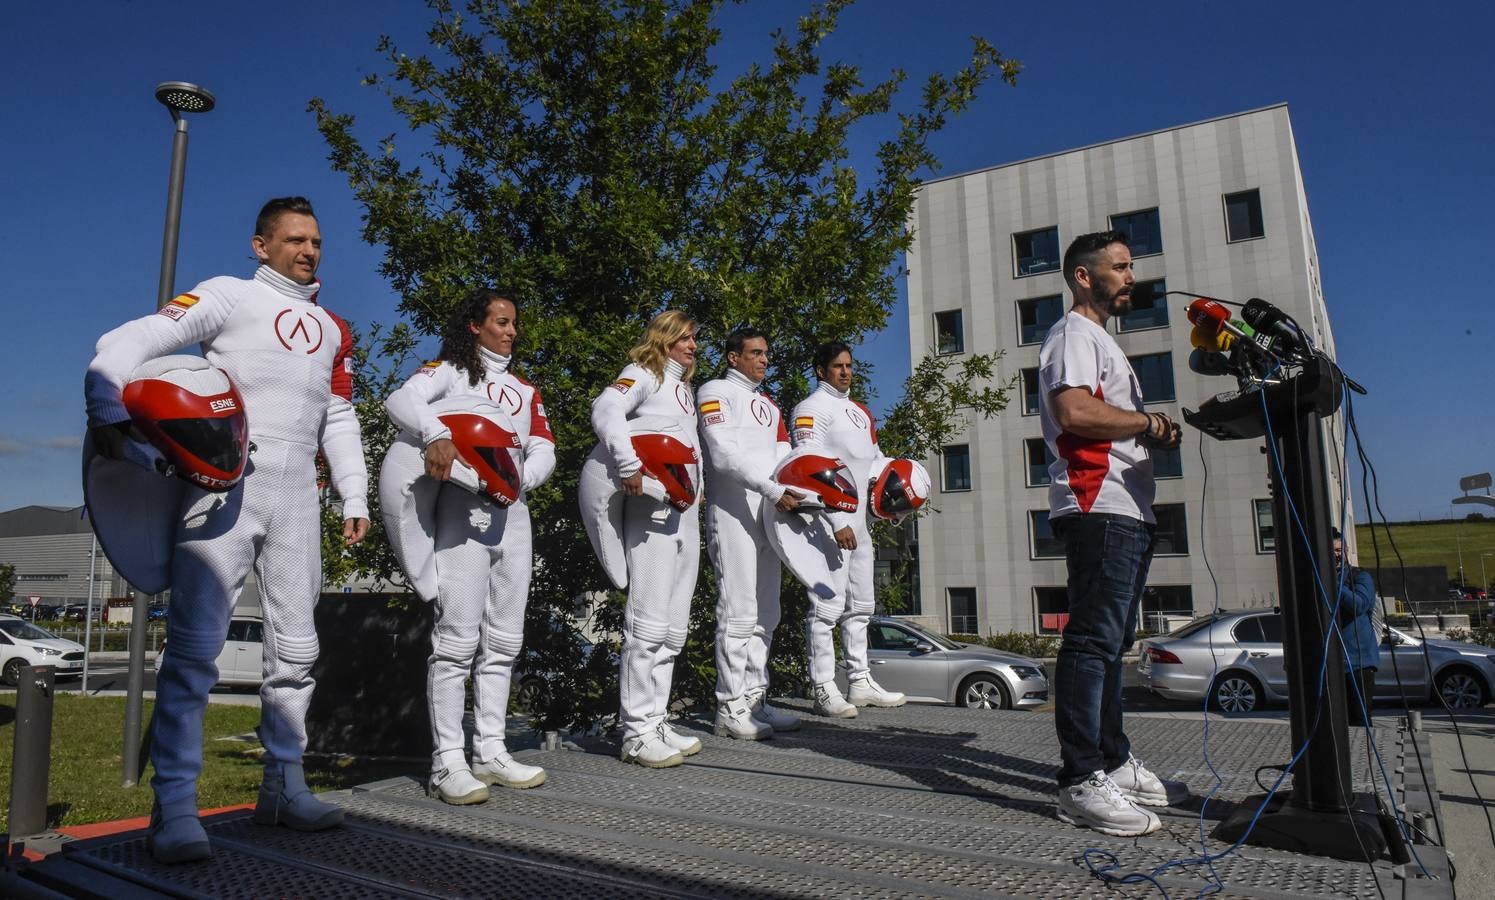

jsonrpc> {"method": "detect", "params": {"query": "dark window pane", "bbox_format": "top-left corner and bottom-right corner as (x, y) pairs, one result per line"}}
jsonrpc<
(934, 310), (964, 355)
(1014, 227), (1060, 277)
(1257, 614), (1283, 643)
(876, 625), (921, 651)
(1130, 352), (1176, 402)
(1026, 438), (1055, 486)
(1140, 586), (1194, 630)
(1018, 294), (1065, 344)
(1035, 587), (1068, 634)
(245, 621), (263, 643)
(1254, 499), (1275, 552)
(1153, 445), (1183, 478)
(1152, 503), (1189, 555)
(1232, 617), (1265, 643)
(949, 588), (979, 634)
(1118, 278), (1168, 332)
(942, 445), (971, 491)
(1224, 189), (1264, 241)
(1030, 510), (1064, 559)
(1111, 208), (1163, 256)
(1021, 368), (1040, 415)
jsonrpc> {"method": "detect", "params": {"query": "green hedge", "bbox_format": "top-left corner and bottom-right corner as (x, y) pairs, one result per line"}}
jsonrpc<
(947, 631), (1062, 658)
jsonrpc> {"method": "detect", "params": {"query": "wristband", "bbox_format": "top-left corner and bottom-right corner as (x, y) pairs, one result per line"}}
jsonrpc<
(1139, 413), (1154, 439)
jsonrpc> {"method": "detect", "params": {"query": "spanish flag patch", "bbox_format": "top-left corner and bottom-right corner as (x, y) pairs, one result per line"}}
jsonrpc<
(156, 292), (199, 320)
(422, 360), (441, 368)
(170, 293), (199, 308)
(699, 400), (722, 414)
(794, 416), (814, 429)
(610, 377), (636, 393)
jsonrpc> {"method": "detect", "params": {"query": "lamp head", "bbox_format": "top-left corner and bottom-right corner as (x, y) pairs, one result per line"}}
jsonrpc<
(155, 81), (215, 116)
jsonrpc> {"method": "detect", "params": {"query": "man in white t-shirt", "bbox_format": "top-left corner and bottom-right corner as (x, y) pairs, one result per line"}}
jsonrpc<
(1039, 230), (1181, 837)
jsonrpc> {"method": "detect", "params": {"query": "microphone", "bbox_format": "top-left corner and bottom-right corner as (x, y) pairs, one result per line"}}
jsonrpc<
(1241, 298), (1311, 361)
(1190, 324), (1235, 353)
(1186, 298), (1283, 361)
(1188, 348), (1233, 377)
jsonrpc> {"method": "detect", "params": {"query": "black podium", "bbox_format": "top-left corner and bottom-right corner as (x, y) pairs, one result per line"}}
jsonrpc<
(1184, 357), (1393, 861)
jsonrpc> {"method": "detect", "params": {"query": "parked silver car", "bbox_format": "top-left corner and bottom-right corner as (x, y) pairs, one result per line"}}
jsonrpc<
(834, 617), (1049, 710)
(1138, 609), (1495, 713)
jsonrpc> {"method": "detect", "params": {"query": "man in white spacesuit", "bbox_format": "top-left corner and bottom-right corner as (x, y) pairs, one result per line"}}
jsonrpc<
(790, 341), (905, 716)
(697, 327), (803, 739)
(85, 197), (368, 863)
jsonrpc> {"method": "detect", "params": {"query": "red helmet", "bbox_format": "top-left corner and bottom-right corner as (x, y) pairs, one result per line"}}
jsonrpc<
(775, 452), (858, 513)
(122, 356), (248, 492)
(871, 458), (930, 522)
(437, 410), (523, 506)
(631, 432), (699, 511)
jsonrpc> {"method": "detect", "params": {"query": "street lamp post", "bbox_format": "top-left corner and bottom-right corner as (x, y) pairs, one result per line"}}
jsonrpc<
(1481, 552), (1492, 596)
(122, 81), (215, 788)
(82, 534), (98, 694)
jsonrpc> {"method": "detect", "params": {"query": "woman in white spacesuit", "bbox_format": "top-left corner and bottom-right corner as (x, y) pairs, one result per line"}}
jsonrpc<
(588, 310), (703, 768)
(383, 288), (557, 804)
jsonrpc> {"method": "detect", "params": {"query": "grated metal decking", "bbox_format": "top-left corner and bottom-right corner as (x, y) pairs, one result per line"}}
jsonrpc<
(10, 703), (1453, 898)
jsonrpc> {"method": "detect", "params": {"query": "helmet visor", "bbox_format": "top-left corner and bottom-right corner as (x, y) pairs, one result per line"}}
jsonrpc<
(474, 445), (520, 492)
(158, 416), (246, 474)
(811, 467), (855, 497)
(877, 469), (916, 515)
(663, 462), (696, 499)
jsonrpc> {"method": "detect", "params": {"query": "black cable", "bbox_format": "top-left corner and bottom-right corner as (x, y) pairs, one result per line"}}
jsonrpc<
(1348, 392), (1495, 851)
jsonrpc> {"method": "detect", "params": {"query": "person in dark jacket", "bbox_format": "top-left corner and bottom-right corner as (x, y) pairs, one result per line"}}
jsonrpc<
(1334, 529), (1380, 726)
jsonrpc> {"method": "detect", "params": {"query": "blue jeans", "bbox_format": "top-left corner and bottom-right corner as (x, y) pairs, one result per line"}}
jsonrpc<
(1052, 513), (1155, 788)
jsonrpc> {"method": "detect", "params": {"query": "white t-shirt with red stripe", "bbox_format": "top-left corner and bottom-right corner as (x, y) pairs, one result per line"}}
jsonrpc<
(1038, 311), (1155, 524)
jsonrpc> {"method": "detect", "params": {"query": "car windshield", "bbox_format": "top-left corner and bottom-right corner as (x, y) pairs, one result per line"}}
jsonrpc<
(0, 619), (56, 641)
(897, 621), (962, 651)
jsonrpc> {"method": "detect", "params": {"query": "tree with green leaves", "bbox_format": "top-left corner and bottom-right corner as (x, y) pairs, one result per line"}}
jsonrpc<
(0, 562), (15, 608)
(312, 0), (1018, 730)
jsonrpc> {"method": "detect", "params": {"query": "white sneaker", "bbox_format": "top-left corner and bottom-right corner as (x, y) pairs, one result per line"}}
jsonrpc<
(428, 766), (490, 806)
(715, 697), (773, 740)
(812, 682), (858, 718)
(1107, 754), (1169, 807)
(658, 722), (703, 756)
(847, 674), (906, 708)
(621, 730), (684, 768)
(473, 751), (547, 789)
(1056, 771), (1161, 837)
(746, 689), (801, 732)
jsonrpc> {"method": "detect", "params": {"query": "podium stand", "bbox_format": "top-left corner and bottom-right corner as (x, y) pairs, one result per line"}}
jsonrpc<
(1184, 357), (1392, 861)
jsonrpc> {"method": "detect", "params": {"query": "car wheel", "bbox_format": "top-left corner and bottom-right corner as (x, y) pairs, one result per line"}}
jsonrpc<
(513, 675), (548, 714)
(958, 674), (1010, 710)
(2, 658), (23, 686)
(1211, 671), (1262, 713)
(1434, 668), (1489, 710)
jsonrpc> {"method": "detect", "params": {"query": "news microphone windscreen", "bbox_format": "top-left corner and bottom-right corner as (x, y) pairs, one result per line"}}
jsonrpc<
(1189, 324), (1233, 352)
(1185, 298), (1230, 332)
(1188, 348), (1232, 377)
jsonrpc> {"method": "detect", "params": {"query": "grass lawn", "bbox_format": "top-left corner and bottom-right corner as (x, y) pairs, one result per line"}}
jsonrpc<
(0, 694), (414, 832)
(1354, 519), (1495, 585)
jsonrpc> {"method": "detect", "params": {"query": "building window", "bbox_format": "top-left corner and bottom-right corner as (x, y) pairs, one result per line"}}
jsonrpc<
(1153, 445), (1183, 479)
(1034, 587), (1069, 634)
(1254, 499), (1275, 553)
(1140, 585), (1194, 632)
(1110, 208), (1163, 257)
(1021, 367), (1040, 416)
(1017, 294), (1065, 345)
(1118, 277), (1168, 332)
(1014, 226), (1060, 277)
(1029, 511), (1064, 559)
(16, 573), (68, 582)
(1152, 503), (1189, 555)
(1025, 438), (1055, 487)
(941, 445), (972, 492)
(1129, 352), (1176, 402)
(949, 588), (979, 634)
(1224, 189), (1265, 242)
(934, 309), (965, 355)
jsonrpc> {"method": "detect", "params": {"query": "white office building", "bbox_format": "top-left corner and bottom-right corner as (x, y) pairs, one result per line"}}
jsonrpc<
(903, 104), (1348, 637)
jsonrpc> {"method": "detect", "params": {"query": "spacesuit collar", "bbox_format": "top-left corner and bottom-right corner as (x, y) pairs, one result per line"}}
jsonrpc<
(816, 380), (850, 401)
(665, 359), (686, 381)
(479, 346), (511, 376)
(725, 368), (760, 391)
(254, 265), (321, 303)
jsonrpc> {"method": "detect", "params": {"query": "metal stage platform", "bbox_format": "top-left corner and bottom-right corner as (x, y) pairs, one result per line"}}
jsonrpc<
(13, 703), (1452, 898)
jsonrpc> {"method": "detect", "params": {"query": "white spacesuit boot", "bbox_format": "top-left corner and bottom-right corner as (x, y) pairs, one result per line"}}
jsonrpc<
(472, 749), (547, 789)
(746, 687), (801, 732)
(429, 749), (490, 805)
(715, 694), (773, 740)
(813, 681), (857, 719)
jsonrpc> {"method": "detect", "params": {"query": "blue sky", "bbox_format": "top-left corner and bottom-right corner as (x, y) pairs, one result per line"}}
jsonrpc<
(1, 0), (1490, 521)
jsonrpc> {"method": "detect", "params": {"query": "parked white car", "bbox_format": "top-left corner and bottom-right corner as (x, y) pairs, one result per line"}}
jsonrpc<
(155, 616), (265, 688)
(0, 614), (86, 685)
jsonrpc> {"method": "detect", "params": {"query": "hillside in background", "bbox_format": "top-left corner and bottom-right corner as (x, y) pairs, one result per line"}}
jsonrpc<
(1353, 518), (1495, 587)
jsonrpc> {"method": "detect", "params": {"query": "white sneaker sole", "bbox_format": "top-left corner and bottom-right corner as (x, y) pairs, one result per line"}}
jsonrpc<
(430, 785), (490, 805)
(621, 751), (684, 769)
(1055, 807), (1161, 837)
(850, 696), (906, 708)
(815, 705), (858, 718)
(1119, 788), (1170, 808)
